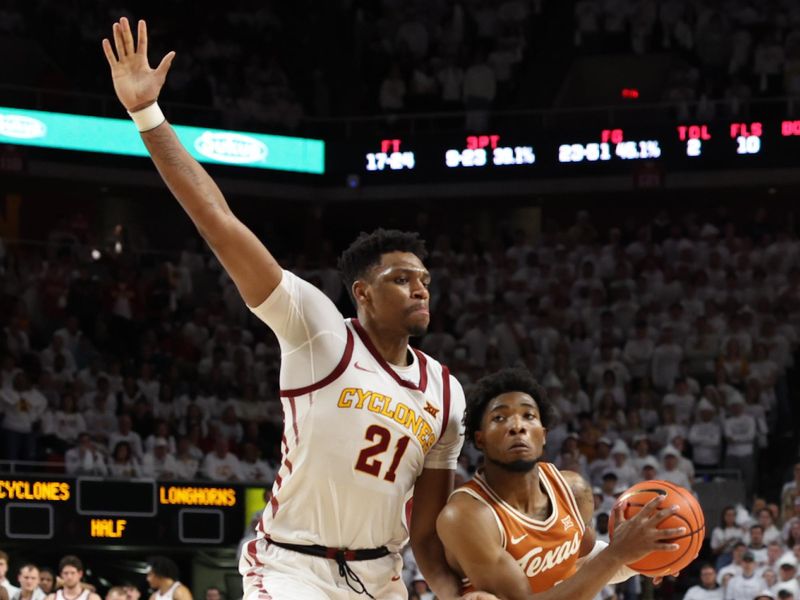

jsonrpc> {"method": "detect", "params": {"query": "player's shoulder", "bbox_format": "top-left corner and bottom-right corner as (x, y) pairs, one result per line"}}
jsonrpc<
(441, 487), (498, 526)
(555, 468), (592, 497)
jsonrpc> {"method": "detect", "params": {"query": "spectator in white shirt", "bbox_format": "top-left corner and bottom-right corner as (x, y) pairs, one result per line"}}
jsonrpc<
(144, 421), (177, 455)
(689, 399), (723, 469)
(173, 436), (200, 480)
(238, 442), (275, 482)
(141, 438), (178, 480)
(773, 555), (800, 598)
(652, 327), (684, 390)
(746, 525), (769, 566)
(682, 563), (723, 600)
(623, 321), (654, 379)
(607, 440), (638, 488)
(108, 440), (142, 478)
(202, 438), (241, 482)
(724, 396), (757, 501)
(659, 446), (692, 490)
(41, 393), (85, 451)
(725, 550), (763, 600)
(108, 414), (144, 459)
(65, 433), (108, 476)
(0, 370), (47, 461)
(663, 378), (697, 425)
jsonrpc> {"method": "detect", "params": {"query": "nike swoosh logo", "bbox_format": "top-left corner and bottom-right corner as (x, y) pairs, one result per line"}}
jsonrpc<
(510, 533), (528, 544)
(354, 362), (375, 373)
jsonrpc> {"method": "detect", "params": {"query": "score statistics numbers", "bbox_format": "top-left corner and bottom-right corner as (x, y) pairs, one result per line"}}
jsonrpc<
(558, 129), (662, 163)
(677, 122), (764, 157)
(365, 139), (416, 171)
(445, 135), (536, 168)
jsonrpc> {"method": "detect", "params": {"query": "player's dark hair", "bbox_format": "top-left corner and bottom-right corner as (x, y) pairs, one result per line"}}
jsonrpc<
(465, 368), (552, 445)
(58, 555), (83, 573)
(337, 229), (427, 306)
(147, 556), (179, 581)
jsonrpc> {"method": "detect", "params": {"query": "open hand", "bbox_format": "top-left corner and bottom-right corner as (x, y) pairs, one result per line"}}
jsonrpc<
(608, 496), (686, 566)
(102, 17), (175, 112)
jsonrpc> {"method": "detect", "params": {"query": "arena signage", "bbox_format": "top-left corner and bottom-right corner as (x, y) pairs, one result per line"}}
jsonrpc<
(0, 106), (325, 174)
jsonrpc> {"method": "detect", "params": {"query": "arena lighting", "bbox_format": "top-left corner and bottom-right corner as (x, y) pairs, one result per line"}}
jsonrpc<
(0, 106), (325, 174)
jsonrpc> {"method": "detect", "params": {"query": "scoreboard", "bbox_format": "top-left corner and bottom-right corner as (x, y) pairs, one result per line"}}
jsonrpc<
(0, 476), (255, 548)
(331, 116), (800, 183)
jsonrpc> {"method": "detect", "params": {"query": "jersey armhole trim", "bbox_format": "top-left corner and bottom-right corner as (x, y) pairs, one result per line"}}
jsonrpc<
(440, 365), (451, 439)
(451, 487), (507, 548)
(279, 327), (354, 397)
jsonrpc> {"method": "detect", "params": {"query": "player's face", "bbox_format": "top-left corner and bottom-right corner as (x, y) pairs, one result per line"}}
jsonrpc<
(39, 572), (54, 593)
(357, 252), (430, 337)
(700, 567), (715, 587)
(60, 567), (81, 588)
(476, 392), (547, 472)
(145, 570), (158, 589)
(19, 568), (39, 592)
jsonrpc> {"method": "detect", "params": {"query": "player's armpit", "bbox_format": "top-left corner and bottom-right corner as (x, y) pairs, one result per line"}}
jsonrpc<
(436, 495), (535, 600)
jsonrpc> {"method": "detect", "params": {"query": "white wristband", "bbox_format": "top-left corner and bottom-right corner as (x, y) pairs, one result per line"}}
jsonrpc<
(128, 102), (165, 132)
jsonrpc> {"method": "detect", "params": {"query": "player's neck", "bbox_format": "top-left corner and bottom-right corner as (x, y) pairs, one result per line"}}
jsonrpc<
(62, 584), (83, 597)
(158, 579), (175, 593)
(357, 317), (410, 366)
(483, 464), (549, 518)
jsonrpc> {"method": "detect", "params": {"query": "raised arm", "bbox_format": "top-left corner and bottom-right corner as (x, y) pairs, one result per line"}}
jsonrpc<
(102, 17), (280, 307)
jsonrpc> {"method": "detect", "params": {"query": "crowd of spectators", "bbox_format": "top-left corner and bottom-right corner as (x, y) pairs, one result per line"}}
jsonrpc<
(355, 0), (546, 116)
(574, 0), (800, 120)
(0, 204), (798, 599)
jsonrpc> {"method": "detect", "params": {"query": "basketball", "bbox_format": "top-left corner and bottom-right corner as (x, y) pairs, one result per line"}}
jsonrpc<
(608, 480), (706, 577)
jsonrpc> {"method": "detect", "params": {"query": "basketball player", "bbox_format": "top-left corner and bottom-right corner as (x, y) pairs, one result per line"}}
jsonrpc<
(102, 18), (480, 600)
(437, 369), (687, 599)
(145, 557), (191, 600)
(45, 557), (101, 600)
(13, 564), (45, 600)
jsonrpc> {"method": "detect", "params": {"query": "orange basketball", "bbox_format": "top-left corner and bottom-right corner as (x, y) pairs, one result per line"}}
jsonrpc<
(607, 480), (705, 577)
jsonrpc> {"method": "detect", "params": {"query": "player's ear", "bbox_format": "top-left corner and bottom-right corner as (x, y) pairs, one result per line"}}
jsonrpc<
(474, 430), (484, 451)
(352, 279), (370, 306)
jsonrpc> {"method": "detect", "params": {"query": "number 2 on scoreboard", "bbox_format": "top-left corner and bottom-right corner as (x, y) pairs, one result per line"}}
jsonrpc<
(355, 425), (411, 482)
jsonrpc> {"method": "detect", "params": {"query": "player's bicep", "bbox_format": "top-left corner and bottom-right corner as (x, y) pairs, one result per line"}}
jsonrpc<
(437, 497), (534, 600)
(205, 214), (283, 308)
(560, 470), (597, 558)
(424, 377), (466, 469)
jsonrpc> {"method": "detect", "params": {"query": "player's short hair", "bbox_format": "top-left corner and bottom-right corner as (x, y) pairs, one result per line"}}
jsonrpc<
(337, 229), (427, 306)
(18, 563), (38, 574)
(147, 556), (179, 581)
(59, 555), (83, 573)
(0, 550), (8, 562)
(465, 368), (552, 444)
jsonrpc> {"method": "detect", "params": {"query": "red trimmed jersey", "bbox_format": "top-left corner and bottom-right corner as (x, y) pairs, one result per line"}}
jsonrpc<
(455, 463), (586, 593)
(248, 270), (465, 552)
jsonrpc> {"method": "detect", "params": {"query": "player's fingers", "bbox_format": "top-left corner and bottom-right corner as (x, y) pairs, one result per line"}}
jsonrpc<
(155, 51), (176, 77)
(652, 576), (663, 586)
(654, 542), (680, 551)
(112, 22), (126, 58)
(635, 496), (663, 519)
(613, 501), (626, 524)
(136, 19), (147, 55)
(651, 505), (680, 523)
(101, 38), (118, 67)
(120, 17), (135, 56)
(658, 527), (686, 538)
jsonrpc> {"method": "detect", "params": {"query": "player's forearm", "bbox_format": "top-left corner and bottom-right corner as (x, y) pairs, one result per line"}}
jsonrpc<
(529, 549), (625, 600)
(411, 533), (462, 600)
(141, 122), (234, 243)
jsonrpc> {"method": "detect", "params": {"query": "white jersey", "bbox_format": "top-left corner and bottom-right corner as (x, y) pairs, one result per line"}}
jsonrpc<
(249, 270), (465, 552)
(55, 590), (89, 600)
(154, 583), (180, 600)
